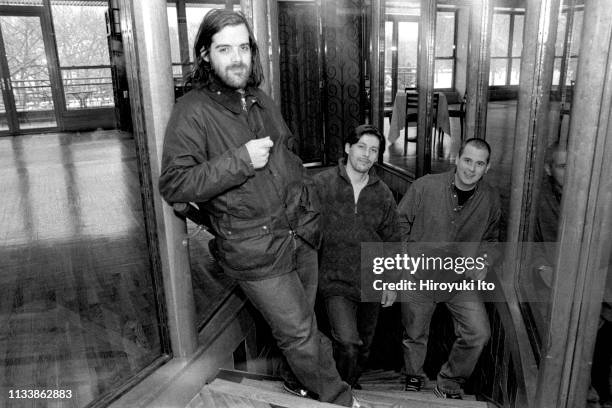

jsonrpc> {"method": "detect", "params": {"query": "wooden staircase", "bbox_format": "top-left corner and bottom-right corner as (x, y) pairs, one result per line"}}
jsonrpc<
(187, 369), (492, 408)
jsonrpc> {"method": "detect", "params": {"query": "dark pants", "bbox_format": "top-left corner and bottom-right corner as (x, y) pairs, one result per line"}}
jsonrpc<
(237, 240), (352, 406)
(401, 290), (490, 394)
(324, 296), (380, 387)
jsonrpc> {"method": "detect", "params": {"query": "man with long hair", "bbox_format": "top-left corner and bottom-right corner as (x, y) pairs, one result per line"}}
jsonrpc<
(158, 9), (352, 406)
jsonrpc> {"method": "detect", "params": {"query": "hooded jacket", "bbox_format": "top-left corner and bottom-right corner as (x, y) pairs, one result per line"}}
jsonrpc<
(159, 80), (319, 280)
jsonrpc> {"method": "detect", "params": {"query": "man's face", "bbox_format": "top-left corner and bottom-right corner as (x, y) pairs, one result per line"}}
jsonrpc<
(203, 24), (252, 90)
(455, 144), (490, 190)
(345, 134), (380, 174)
(550, 150), (567, 188)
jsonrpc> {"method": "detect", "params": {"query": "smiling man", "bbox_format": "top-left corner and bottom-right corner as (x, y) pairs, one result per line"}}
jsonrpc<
(397, 138), (501, 399)
(314, 125), (399, 390)
(158, 9), (353, 407)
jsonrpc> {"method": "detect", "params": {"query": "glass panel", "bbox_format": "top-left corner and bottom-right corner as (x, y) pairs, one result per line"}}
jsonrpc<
(0, 15), (56, 129)
(186, 3), (217, 62)
(0, 91), (8, 131)
(552, 57), (562, 86)
(489, 59), (508, 85)
(0, 131), (166, 406)
(509, 57), (521, 85)
(397, 21), (418, 90)
(491, 13), (510, 57)
(52, 3), (110, 66)
(434, 59), (453, 89)
(384, 21), (393, 103)
(62, 67), (114, 110)
(167, 3), (181, 71)
(435, 11), (455, 57)
(512, 15), (524, 57)
(555, 13), (567, 56)
(514, 1), (583, 358)
(51, 2), (114, 110)
(571, 10), (583, 56)
(566, 57), (578, 86)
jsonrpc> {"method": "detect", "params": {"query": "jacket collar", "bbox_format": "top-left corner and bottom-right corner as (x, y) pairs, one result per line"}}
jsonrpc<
(448, 167), (481, 194)
(204, 77), (266, 114)
(337, 158), (380, 186)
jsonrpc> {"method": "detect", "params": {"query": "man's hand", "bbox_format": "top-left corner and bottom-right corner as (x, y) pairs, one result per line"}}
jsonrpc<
(381, 290), (397, 307)
(245, 136), (274, 169)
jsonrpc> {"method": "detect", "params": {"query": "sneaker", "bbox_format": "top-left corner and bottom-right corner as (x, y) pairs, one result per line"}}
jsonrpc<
(433, 385), (462, 399)
(404, 375), (424, 392)
(282, 381), (318, 400)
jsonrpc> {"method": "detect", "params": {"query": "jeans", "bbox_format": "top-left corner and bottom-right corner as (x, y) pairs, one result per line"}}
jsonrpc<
(401, 289), (490, 393)
(324, 296), (380, 386)
(237, 238), (352, 406)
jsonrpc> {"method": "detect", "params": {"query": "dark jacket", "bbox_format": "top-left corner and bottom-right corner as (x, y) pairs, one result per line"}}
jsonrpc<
(398, 170), (501, 281)
(159, 80), (319, 280)
(314, 162), (399, 301)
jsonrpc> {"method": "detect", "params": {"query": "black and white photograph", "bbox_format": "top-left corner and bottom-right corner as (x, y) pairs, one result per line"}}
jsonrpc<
(0, 0), (611, 407)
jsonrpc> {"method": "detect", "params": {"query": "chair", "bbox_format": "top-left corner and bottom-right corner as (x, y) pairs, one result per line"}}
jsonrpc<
(404, 91), (440, 156)
(447, 93), (466, 142)
(403, 90), (419, 155)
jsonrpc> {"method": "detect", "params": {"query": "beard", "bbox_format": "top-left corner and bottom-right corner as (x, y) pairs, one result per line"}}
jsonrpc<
(210, 59), (252, 90)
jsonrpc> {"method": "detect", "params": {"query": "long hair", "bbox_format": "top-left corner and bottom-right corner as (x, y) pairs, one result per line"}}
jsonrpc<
(189, 9), (264, 88)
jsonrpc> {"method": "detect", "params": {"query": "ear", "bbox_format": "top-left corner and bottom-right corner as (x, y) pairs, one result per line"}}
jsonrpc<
(344, 143), (350, 155)
(201, 47), (209, 63)
(544, 162), (552, 177)
(485, 162), (491, 174)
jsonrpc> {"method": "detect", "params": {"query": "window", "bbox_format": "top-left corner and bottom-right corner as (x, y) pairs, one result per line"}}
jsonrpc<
(434, 10), (456, 89)
(384, 7), (457, 104)
(51, 1), (114, 109)
(489, 10), (524, 86)
(552, 6), (583, 87)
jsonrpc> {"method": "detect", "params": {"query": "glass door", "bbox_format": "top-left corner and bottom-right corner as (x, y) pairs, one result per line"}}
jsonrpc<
(0, 9), (58, 134)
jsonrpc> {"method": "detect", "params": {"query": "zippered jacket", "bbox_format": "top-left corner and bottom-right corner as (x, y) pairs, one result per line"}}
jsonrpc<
(314, 161), (400, 301)
(159, 80), (319, 280)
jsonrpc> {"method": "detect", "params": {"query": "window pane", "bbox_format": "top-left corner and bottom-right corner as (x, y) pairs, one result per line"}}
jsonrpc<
(397, 21), (418, 90)
(552, 57), (562, 86)
(509, 57), (520, 84)
(384, 21), (393, 103)
(489, 59), (508, 85)
(434, 59), (453, 88)
(62, 68), (114, 109)
(435, 11), (455, 57)
(511, 15), (524, 57)
(570, 10), (583, 56)
(555, 13), (567, 56)
(567, 57), (578, 85)
(186, 4), (217, 62)
(167, 4), (181, 66)
(51, 3), (110, 66)
(491, 13), (510, 57)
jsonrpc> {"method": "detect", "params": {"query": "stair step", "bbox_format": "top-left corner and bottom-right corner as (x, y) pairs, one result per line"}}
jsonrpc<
(205, 378), (342, 407)
(354, 389), (487, 408)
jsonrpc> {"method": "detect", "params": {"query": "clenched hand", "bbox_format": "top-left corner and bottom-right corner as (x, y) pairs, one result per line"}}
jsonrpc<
(245, 136), (274, 169)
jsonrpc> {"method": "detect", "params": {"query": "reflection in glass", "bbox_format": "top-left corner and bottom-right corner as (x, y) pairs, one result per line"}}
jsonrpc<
(515, 0), (583, 357)
(0, 92), (8, 131)
(0, 131), (165, 406)
(51, 2), (114, 110)
(0, 15), (56, 129)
